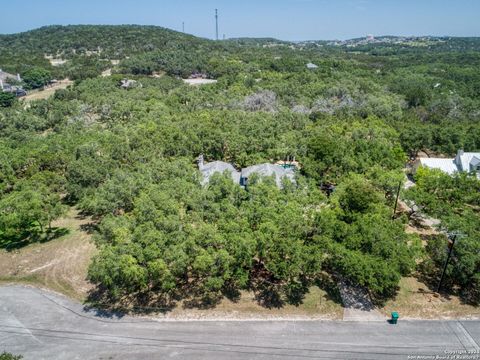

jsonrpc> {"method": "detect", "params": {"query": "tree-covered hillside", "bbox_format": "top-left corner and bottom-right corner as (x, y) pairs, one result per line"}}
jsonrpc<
(0, 25), (215, 80)
(0, 26), (479, 307)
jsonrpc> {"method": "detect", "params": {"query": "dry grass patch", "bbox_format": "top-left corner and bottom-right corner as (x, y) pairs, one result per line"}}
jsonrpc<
(381, 277), (480, 319)
(183, 286), (343, 319)
(22, 79), (73, 103)
(112, 286), (343, 320)
(0, 208), (96, 301)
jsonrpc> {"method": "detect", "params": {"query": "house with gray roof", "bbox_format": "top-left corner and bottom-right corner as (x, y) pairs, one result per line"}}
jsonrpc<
(240, 163), (295, 188)
(416, 150), (480, 179)
(197, 155), (296, 188)
(197, 155), (241, 185)
(120, 79), (142, 89)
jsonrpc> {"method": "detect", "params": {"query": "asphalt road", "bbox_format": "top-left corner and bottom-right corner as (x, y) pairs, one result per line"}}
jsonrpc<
(1, 285), (479, 360)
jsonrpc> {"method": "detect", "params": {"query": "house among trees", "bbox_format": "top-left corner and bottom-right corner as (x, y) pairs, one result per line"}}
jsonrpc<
(306, 62), (318, 69)
(415, 150), (480, 179)
(197, 155), (296, 188)
(0, 69), (20, 87)
(0, 69), (26, 96)
(120, 78), (142, 89)
(197, 155), (241, 185)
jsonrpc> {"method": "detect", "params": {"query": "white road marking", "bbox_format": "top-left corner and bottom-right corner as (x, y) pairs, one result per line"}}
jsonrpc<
(452, 321), (480, 351)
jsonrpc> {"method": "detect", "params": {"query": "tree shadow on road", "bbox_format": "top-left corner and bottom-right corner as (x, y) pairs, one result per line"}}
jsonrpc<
(85, 286), (177, 316)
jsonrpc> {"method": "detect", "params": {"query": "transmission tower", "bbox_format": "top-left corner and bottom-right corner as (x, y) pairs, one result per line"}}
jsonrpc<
(215, 9), (219, 40)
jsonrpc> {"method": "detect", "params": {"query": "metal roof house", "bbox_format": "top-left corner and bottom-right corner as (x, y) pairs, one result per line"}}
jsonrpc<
(306, 63), (318, 69)
(197, 155), (296, 188)
(416, 150), (480, 179)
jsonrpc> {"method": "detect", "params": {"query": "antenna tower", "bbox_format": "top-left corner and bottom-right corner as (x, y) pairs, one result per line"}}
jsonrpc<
(215, 9), (219, 40)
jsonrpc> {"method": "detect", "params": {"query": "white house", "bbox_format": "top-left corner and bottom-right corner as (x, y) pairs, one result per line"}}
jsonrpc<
(416, 150), (480, 179)
(0, 69), (21, 91)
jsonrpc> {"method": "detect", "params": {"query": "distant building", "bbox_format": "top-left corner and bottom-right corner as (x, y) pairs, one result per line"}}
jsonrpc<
(415, 150), (480, 179)
(189, 72), (208, 79)
(306, 62), (318, 69)
(120, 79), (141, 89)
(0, 69), (26, 96)
(197, 155), (296, 188)
(0, 69), (22, 84)
(366, 34), (375, 42)
(0, 69), (20, 88)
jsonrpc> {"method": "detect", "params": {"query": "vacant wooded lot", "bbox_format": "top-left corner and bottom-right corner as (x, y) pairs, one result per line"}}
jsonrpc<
(0, 26), (479, 318)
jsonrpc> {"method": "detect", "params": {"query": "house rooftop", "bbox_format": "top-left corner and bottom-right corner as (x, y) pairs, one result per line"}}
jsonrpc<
(199, 160), (240, 185)
(418, 150), (480, 179)
(419, 158), (458, 175)
(197, 156), (296, 188)
(456, 151), (480, 173)
(241, 163), (295, 187)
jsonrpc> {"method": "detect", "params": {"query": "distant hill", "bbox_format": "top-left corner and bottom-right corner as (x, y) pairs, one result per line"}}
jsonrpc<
(322, 36), (480, 53)
(2, 25), (480, 80)
(0, 25), (207, 58)
(225, 37), (291, 46)
(0, 25), (216, 79)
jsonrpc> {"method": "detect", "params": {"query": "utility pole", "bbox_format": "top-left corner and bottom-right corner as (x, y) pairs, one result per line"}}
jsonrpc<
(436, 232), (463, 293)
(215, 9), (219, 40)
(182, 22), (185, 33)
(392, 180), (402, 219)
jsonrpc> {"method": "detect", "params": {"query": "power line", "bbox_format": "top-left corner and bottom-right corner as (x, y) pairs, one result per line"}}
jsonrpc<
(436, 231), (466, 293)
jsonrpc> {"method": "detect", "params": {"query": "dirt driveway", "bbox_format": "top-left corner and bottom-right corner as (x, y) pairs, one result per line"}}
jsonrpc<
(22, 79), (73, 103)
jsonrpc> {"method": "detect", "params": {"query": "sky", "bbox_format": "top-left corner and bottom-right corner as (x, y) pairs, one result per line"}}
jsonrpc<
(1, 0), (479, 40)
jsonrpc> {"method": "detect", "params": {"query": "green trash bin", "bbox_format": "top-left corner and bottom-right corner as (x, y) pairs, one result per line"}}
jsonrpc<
(391, 311), (399, 324)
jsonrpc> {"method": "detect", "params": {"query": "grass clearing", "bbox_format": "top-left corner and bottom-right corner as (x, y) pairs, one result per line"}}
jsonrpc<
(381, 277), (480, 319)
(0, 208), (96, 301)
(21, 79), (73, 103)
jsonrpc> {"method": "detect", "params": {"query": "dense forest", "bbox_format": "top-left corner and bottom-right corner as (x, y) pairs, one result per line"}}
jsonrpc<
(0, 25), (478, 307)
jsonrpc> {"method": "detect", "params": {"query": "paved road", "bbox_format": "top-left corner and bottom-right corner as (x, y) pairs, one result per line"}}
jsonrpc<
(1, 286), (479, 359)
